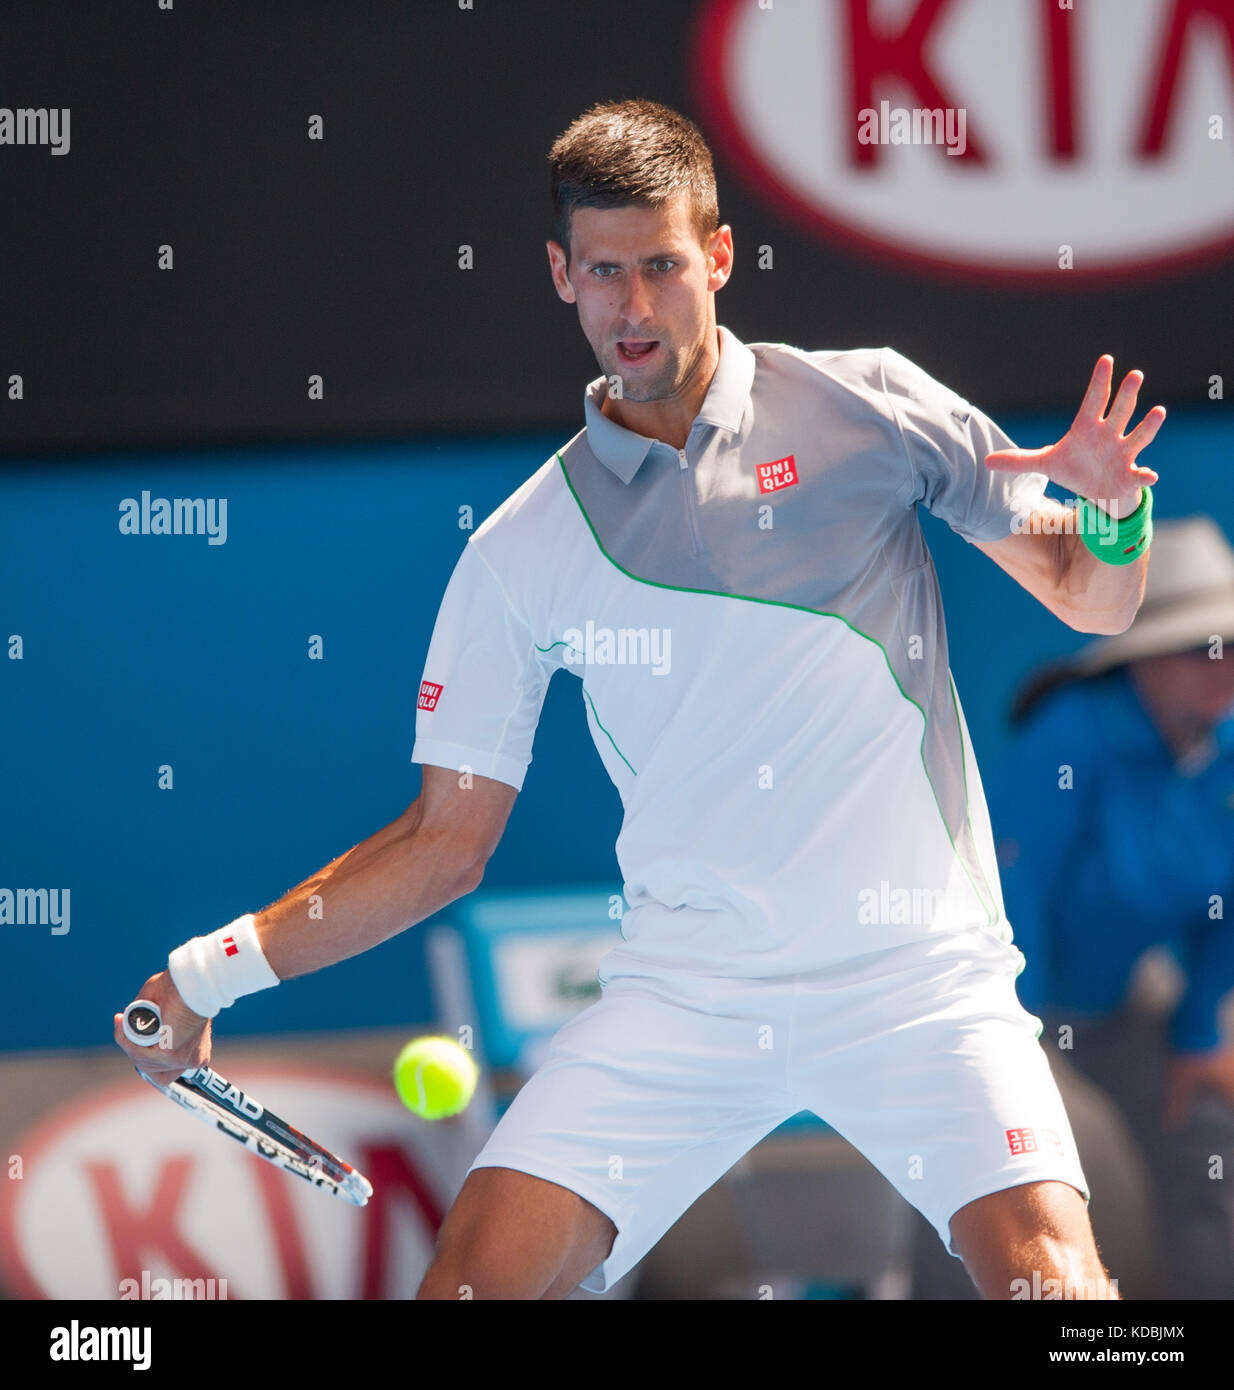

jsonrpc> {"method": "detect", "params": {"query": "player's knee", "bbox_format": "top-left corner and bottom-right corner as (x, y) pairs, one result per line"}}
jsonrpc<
(416, 1168), (614, 1300)
(416, 1229), (573, 1300)
(416, 1252), (542, 1300)
(952, 1181), (1116, 1298)
(415, 1256), (479, 1301)
(1018, 1243), (1120, 1300)
(416, 1216), (543, 1299)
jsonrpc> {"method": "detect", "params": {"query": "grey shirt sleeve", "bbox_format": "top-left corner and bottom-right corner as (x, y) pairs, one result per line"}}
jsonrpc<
(880, 346), (1048, 543)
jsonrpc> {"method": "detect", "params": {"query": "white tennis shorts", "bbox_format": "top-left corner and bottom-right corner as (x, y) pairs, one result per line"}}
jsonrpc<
(467, 927), (1090, 1293)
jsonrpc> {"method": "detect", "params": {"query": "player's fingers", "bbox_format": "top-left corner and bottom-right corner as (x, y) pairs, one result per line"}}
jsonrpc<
(133, 1048), (190, 1079)
(1077, 354), (1114, 423)
(113, 1008), (181, 1074)
(1105, 369), (1143, 434)
(1123, 403), (1166, 456)
(112, 1013), (144, 1056)
(984, 445), (1049, 472)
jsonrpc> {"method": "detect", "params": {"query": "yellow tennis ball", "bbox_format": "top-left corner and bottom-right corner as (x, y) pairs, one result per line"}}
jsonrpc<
(393, 1036), (478, 1120)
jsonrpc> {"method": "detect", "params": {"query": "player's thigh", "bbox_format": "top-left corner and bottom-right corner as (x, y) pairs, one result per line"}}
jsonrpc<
(423, 1165), (616, 1297)
(790, 938), (1091, 1262)
(456, 974), (796, 1294)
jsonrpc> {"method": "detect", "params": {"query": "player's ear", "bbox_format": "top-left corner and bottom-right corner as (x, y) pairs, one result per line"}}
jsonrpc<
(708, 225), (734, 290)
(546, 240), (576, 303)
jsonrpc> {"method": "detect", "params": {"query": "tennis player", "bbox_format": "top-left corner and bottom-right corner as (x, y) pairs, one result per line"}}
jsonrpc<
(115, 99), (1164, 1300)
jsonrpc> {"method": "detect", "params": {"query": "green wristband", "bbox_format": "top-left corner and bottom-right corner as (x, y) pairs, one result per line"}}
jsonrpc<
(1076, 486), (1153, 566)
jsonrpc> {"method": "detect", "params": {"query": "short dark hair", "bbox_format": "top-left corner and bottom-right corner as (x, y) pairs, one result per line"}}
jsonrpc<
(548, 99), (719, 266)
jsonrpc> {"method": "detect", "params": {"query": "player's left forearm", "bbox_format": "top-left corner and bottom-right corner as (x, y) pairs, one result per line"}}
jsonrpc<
(1056, 521), (1149, 635)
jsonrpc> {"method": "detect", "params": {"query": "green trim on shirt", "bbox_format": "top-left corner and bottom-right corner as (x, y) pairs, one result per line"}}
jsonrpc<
(555, 450), (999, 932)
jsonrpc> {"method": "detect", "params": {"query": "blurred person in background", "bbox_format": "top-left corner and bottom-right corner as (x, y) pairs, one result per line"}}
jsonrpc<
(991, 516), (1234, 1299)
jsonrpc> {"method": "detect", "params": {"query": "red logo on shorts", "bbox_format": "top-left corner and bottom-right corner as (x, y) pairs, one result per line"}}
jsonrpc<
(756, 455), (798, 493)
(222, 936), (238, 957)
(1006, 1126), (1064, 1156)
(418, 680), (443, 711)
(1005, 1127), (1037, 1155)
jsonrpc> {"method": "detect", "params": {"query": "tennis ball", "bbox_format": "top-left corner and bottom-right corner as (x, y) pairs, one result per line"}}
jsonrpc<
(393, 1036), (478, 1120)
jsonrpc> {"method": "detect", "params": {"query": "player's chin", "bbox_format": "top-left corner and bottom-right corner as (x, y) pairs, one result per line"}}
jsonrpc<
(623, 379), (672, 403)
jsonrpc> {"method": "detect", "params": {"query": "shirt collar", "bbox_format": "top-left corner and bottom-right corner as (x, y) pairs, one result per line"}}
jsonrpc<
(582, 324), (756, 485)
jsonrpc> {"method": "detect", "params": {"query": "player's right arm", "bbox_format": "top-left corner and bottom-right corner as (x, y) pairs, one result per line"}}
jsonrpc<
(119, 530), (550, 1078)
(253, 763), (516, 978)
(113, 764), (516, 1078)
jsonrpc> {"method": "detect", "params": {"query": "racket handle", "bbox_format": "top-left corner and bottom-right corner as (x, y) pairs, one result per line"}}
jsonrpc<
(122, 999), (163, 1047)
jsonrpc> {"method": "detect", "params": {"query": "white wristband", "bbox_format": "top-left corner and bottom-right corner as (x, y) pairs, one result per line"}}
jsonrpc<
(167, 913), (280, 1019)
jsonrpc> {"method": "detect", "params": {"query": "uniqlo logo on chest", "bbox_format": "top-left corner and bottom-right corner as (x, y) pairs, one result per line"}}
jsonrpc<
(418, 680), (443, 711)
(756, 455), (797, 493)
(221, 936), (238, 957)
(1006, 1126), (1064, 1156)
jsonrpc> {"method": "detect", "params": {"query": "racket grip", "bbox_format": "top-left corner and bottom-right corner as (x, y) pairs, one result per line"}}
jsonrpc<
(122, 999), (164, 1047)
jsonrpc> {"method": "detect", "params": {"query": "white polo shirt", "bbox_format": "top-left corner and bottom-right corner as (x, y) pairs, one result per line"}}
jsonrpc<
(412, 325), (1048, 979)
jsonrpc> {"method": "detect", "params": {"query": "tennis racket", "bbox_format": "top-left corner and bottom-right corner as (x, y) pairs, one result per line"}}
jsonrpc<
(122, 999), (373, 1207)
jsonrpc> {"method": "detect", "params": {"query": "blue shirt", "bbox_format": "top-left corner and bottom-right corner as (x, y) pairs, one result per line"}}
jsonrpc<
(989, 667), (1234, 1052)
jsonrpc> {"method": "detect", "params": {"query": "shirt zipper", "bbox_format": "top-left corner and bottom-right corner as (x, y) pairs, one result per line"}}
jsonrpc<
(678, 447), (704, 555)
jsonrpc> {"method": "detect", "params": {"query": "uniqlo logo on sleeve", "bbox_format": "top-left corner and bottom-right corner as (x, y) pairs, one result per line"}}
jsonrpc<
(418, 680), (443, 711)
(755, 455), (798, 493)
(1005, 1127), (1041, 1155)
(221, 936), (238, 957)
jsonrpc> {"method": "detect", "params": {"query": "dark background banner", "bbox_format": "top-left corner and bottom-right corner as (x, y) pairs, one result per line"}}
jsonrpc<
(2, 0), (1231, 458)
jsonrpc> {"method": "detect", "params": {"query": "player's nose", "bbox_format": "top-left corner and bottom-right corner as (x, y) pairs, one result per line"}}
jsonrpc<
(619, 272), (654, 323)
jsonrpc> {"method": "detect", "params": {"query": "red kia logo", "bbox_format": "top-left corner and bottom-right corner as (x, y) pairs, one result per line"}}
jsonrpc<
(693, 0), (1234, 284)
(0, 1067), (449, 1299)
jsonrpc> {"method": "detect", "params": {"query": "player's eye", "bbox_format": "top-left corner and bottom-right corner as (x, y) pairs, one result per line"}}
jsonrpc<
(650, 259), (675, 273)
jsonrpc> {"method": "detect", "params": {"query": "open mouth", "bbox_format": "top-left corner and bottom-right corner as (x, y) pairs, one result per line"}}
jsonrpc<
(617, 340), (660, 364)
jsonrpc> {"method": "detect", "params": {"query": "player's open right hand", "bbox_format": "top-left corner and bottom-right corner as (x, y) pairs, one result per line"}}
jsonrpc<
(113, 969), (212, 1080)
